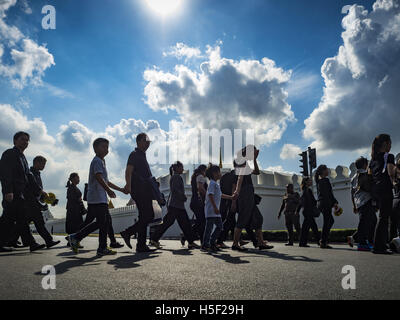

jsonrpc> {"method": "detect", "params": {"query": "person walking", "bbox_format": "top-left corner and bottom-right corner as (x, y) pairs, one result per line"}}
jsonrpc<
(150, 161), (200, 249)
(65, 173), (87, 248)
(231, 145), (273, 251)
(348, 157), (377, 251)
(24, 156), (60, 248)
(68, 138), (126, 256)
(216, 168), (237, 248)
(189, 164), (207, 245)
(278, 184), (301, 246)
(390, 159), (400, 252)
(297, 177), (321, 247)
(120, 133), (158, 253)
(369, 134), (396, 254)
(0, 132), (45, 252)
(202, 165), (235, 252)
(315, 164), (339, 249)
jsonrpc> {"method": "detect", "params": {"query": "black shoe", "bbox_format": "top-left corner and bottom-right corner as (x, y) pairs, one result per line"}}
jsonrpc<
(0, 247), (13, 253)
(180, 234), (186, 246)
(188, 242), (201, 249)
(136, 245), (157, 253)
(320, 242), (333, 249)
(299, 244), (310, 248)
(285, 243), (294, 246)
(30, 243), (46, 252)
(211, 245), (222, 252)
(120, 231), (132, 249)
(110, 241), (124, 249)
(46, 240), (61, 249)
(9, 243), (24, 248)
(372, 249), (394, 255)
(258, 244), (274, 250)
(232, 245), (248, 252)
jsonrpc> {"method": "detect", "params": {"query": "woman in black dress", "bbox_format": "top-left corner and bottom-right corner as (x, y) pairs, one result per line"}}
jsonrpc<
(369, 134), (396, 254)
(315, 164), (339, 249)
(297, 177), (320, 247)
(189, 164), (207, 244)
(65, 173), (87, 246)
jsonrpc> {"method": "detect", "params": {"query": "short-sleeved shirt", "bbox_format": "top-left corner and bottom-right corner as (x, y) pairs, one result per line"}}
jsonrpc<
(204, 179), (222, 218)
(87, 156), (108, 204)
(369, 152), (395, 196)
(127, 148), (152, 196)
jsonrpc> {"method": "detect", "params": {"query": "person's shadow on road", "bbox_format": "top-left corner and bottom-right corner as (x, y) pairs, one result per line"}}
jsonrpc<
(205, 252), (251, 264)
(245, 249), (323, 263)
(34, 255), (101, 276)
(107, 252), (160, 269)
(159, 248), (194, 256)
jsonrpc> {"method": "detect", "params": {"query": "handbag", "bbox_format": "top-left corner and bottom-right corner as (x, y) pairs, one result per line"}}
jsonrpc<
(254, 194), (262, 205)
(148, 200), (164, 227)
(312, 206), (321, 218)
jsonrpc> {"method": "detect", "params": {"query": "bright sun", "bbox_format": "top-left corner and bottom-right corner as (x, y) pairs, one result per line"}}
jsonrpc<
(146, 0), (182, 16)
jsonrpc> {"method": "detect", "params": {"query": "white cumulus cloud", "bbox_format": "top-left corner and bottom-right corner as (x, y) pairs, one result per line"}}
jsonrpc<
(280, 143), (302, 160)
(144, 43), (295, 148)
(0, 0), (55, 88)
(303, 0), (400, 153)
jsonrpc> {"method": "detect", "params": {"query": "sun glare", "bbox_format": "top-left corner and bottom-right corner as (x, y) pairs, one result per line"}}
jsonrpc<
(146, 0), (183, 16)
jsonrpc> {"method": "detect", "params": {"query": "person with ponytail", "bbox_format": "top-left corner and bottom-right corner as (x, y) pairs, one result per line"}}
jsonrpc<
(369, 134), (396, 254)
(150, 161), (200, 249)
(65, 173), (87, 247)
(188, 164), (208, 245)
(297, 177), (320, 247)
(315, 164), (338, 249)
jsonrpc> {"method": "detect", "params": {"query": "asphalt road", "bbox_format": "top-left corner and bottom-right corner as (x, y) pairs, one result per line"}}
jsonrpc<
(0, 236), (399, 300)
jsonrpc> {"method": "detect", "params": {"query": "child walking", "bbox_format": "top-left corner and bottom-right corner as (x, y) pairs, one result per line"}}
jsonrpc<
(68, 138), (126, 256)
(202, 164), (236, 252)
(348, 157), (377, 251)
(150, 161), (200, 249)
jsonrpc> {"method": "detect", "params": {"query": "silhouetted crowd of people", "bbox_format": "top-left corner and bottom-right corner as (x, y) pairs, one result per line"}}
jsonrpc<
(0, 131), (399, 256)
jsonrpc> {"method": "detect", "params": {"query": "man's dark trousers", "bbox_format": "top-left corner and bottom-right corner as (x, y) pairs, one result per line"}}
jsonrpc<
(0, 197), (35, 247)
(26, 202), (53, 244)
(74, 203), (109, 250)
(124, 192), (154, 248)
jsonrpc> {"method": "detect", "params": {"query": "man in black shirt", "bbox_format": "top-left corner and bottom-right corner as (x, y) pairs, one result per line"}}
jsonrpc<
(120, 133), (156, 253)
(0, 132), (45, 252)
(25, 156), (60, 248)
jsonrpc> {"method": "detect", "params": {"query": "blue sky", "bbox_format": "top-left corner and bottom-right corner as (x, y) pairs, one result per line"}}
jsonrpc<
(0, 0), (392, 178)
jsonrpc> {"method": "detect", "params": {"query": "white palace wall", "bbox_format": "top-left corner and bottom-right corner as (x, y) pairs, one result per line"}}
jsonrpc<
(46, 164), (360, 238)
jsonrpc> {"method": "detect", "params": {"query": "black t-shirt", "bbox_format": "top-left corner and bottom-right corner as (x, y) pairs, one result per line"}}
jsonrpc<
(220, 170), (236, 195)
(127, 148), (152, 195)
(369, 152), (395, 195)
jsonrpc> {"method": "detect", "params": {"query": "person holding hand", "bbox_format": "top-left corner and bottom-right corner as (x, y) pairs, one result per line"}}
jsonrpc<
(68, 138), (126, 256)
(202, 164), (236, 252)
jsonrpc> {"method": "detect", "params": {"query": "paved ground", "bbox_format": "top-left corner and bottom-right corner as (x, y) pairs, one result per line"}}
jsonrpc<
(0, 235), (399, 300)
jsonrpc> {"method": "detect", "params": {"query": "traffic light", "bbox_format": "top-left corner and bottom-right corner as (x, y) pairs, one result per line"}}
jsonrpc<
(299, 151), (309, 177)
(308, 147), (317, 170)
